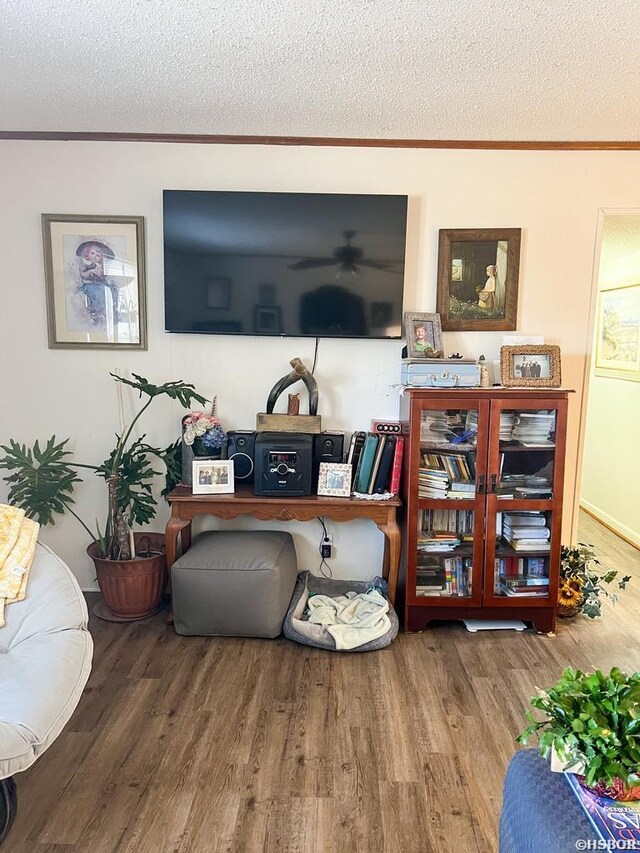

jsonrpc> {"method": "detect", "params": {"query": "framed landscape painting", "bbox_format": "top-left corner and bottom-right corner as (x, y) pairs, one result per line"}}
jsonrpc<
(437, 228), (521, 331)
(42, 214), (146, 349)
(595, 283), (640, 382)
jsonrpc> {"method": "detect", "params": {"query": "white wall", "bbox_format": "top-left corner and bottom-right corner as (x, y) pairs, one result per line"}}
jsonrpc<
(1, 141), (639, 588)
(581, 213), (640, 547)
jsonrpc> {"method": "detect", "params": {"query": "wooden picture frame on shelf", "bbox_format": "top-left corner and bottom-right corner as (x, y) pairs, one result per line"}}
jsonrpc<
(403, 312), (443, 358)
(500, 344), (562, 387)
(437, 228), (521, 331)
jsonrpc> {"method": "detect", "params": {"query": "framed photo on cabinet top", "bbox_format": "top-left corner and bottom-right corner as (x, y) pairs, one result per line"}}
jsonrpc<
(594, 283), (640, 383)
(437, 228), (521, 331)
(403, 312), (444, 358)
(42, 214), (146, 350)
(500, 344), (562, 387)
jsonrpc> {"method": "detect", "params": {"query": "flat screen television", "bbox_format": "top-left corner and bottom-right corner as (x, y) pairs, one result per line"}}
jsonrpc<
(163, 190), (408, 339)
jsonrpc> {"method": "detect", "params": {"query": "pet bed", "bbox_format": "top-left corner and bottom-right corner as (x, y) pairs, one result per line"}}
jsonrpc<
(283, 571), (399, 651)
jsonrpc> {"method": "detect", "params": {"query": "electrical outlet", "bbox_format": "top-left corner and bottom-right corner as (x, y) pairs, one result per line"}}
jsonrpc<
(324, 533), (333, 546)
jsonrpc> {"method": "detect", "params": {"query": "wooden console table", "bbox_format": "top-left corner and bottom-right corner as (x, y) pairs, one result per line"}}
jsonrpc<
(165, 485), (402, 604)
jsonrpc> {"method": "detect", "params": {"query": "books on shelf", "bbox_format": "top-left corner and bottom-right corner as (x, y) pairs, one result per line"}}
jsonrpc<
(498, 410), (557, 445)
(495, 554), (550, 596)
(351, 432), (404, 495)
(418, 448), (476, 498)
(388, 436), (404, 495)
(419, 509), (474, 546)
(565, 772), (640, 845)
(416, 556), (473, 597)
(502, 511), (551, 551)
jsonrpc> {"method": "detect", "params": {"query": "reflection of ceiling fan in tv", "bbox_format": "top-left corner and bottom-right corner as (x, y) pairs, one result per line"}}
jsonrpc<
(288, 230), (397, 275)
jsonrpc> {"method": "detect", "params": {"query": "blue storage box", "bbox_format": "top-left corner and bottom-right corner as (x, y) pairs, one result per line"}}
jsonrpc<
(401, 359), (481, 388)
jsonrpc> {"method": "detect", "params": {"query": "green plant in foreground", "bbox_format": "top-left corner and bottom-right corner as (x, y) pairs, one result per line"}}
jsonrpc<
(0, 373), (207, 561)
(518, 667), (640, 787)
(561, 543), (631, 618)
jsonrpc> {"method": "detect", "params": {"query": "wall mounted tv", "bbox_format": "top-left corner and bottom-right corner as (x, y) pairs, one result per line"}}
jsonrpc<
(163, 190), (408, 340)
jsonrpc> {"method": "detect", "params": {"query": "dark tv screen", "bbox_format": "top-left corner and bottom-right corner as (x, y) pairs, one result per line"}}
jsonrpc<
(163, 190), (408, 339)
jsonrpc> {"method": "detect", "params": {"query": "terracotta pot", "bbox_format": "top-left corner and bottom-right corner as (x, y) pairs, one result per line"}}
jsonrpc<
(88, 532), (166, 620)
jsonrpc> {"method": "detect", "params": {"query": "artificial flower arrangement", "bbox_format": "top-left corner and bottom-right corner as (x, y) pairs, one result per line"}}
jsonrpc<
(559, 543), (631, 619)
(182, 399), (226, 457)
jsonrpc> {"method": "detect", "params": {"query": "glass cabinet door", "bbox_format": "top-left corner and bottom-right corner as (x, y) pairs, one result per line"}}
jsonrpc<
(409, 400), (489, 605)
(484, 398), (567, 607)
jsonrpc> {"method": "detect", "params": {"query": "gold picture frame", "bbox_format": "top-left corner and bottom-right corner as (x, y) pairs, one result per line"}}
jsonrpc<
(500, 345), (562, 387)
(594, 283), (640, 383)
(437, 228), (521, 331)
(42, 214), (146, 350)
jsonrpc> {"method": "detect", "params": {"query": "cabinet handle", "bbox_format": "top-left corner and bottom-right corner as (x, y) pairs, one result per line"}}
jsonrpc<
(478, 474), (486, 494)
(490, 473), (497, 493)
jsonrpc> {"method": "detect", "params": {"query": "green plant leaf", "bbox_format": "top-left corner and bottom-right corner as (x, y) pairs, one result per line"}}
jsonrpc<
(159, 439), (183, 497)
(111, 372), (208, 409)
(0, 437), (82, 525)
(517, 667), (640, 788)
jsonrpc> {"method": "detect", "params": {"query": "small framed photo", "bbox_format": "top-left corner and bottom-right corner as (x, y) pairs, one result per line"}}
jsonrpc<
(317, 462), (352, 497)
(437, 228), (521, 331)
(42, 214), (146, 349)
(192, 459), (235, 494)
(404, 312), (444, 358)
(254, 305), (283, 334)
(500, 345), (562, 387)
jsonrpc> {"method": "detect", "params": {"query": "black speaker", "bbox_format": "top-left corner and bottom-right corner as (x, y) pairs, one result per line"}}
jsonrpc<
(225, 431), (256, 482)
(313, 432), (344, 464)
(312, 431), (344, 486)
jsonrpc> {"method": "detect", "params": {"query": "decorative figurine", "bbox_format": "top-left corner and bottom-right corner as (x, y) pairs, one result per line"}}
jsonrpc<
(478, 355), (490, 388)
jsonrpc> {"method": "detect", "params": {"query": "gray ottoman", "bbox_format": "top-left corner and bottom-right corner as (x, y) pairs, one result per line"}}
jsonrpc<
(171, 530), (298, 637)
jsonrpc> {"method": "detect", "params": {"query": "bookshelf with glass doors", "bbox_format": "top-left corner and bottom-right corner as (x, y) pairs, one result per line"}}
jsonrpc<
(399, 387), (570, 633)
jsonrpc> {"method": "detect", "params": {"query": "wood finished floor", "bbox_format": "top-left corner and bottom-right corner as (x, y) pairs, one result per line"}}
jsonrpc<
(8, 512), (640, 853)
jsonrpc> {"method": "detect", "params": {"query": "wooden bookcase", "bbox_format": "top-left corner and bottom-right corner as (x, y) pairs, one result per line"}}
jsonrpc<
(399, 388), (570, 633)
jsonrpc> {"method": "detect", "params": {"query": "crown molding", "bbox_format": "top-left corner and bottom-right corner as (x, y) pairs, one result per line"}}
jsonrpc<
(1, 131), (640, 150)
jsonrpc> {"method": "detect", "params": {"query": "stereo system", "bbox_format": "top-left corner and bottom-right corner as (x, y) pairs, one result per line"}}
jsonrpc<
(225, 430), (345, 495)
(254, 432), (314, 496)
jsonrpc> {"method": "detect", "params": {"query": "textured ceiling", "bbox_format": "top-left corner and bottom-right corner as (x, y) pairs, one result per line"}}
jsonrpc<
(2, 0), (640, 140)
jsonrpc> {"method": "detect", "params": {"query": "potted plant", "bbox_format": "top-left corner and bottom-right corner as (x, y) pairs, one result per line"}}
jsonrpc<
(559, 543), (631, 618)
(0, 372), (207, 619)
(518, 667), (640, 800)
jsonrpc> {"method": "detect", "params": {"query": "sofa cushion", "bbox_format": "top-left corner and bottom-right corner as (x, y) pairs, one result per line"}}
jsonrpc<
(0, 543), (93, 779)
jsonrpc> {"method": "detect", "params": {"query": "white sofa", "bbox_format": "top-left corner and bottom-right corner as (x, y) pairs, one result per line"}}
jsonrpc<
(0, 542), (93, 842)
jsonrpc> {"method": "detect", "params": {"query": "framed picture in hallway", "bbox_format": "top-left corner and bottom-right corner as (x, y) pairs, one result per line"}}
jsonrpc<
(42, 214), (147, 350)
(437, 228), (521, 331)
(595, 283), (640, 383)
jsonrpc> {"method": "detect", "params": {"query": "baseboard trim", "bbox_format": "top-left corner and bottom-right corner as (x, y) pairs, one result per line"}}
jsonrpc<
(579, 501), (640, 552)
